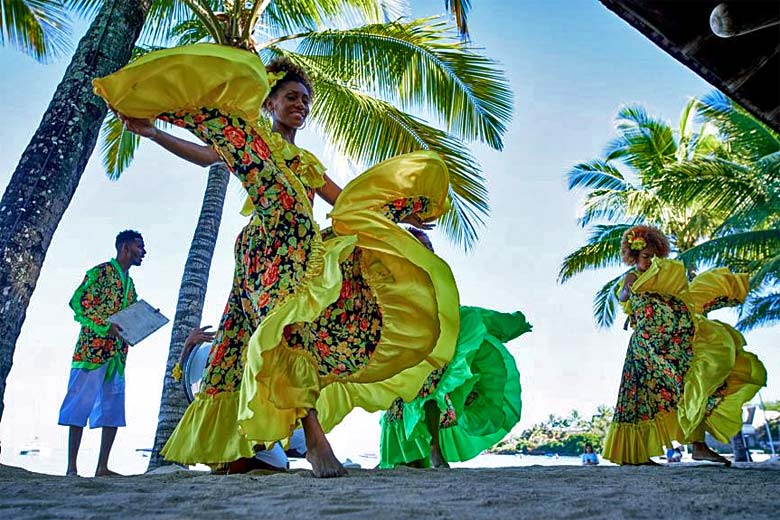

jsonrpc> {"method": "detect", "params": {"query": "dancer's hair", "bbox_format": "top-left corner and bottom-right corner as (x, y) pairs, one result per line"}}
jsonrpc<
(266, 57), (314, 99)
(115, 229), (143, 252)
(620, 225), (670, 265)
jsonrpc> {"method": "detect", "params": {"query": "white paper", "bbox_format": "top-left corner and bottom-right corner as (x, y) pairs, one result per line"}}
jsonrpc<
(107, 300), (169, 346)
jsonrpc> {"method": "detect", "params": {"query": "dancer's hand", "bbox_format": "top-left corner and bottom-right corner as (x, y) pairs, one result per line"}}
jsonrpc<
(117, 112), (158, 139)
(184, 325), (216, 350)
(179, 326), (216, 368)
(404, 213), (435, 230)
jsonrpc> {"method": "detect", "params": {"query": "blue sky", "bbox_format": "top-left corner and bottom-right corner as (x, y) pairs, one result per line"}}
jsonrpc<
(1, 1), (776, 471)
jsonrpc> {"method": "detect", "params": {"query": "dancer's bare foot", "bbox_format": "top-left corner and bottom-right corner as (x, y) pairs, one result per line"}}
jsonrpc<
(306, 439), (347, 478)
(302, 409), (347, 478)
(65, 469), (78, 477)
(430, 445), (450, 468)
(95, 468), (121, 477)
(692, 442), (731, 466)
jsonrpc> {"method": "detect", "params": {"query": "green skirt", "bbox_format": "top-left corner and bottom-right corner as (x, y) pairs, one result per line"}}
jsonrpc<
(379, 306), (531, 467)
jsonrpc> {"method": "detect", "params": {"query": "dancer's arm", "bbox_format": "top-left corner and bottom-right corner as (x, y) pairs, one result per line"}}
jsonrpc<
(120, 115), (220, 167)
(316, 173), (342, 206)
(618, 272), (638, 302)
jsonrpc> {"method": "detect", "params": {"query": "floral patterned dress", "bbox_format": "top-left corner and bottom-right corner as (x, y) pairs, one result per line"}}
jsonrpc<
(604, 259), (766, 465)
(93, 44), (460, 465)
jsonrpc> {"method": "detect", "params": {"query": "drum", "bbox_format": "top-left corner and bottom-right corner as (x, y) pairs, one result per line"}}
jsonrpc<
(179, 340), (307, 468)
(181, 342), (212, 403)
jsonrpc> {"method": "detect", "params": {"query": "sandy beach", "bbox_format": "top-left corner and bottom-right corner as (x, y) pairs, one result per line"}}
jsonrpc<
(2, 462), (778, 519)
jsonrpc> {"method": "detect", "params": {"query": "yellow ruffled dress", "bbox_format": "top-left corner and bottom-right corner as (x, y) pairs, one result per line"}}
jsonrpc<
(603, 258), (766, 464)
(93, 44), (460, 465)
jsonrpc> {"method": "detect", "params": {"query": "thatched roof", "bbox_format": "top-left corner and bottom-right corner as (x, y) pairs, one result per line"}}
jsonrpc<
(600, 0), (780, 132)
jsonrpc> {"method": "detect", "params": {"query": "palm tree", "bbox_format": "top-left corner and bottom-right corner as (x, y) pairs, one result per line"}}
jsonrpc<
(558, 100), (731, 327)
(1, 0), (72, 61)
(657, 92), (780, 331)
(0, 0), (155, 427)
(102, 2), (512, 469)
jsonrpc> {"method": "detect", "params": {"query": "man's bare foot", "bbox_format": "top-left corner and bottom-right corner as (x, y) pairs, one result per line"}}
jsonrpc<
(95, 468), (121, 477)
(66, 469), (78, 477)
(306, 440), (347, 478)
(692, 442), (731, 466)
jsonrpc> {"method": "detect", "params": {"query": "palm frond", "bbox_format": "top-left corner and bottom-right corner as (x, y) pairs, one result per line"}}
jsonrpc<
(567, 160), (627, 191)
(750, 252), (780, 289)
(266, 47), (489, 249)
(100, 110), (141, 180)
(577, 189), (630, 227)
(444, 0), (470, 37)
(604, 104), (677, 175)
(558, 223), (632, 283)
(259, 0), (402, 37)
(593, 273), (625, 329)
(653, 158), (763, 216)
(2, 0), (72, 62)
(679, 229), (780, 269)
(290, 18), (512, 149)
(169, 16), (213, 44)
(698, 91), (780, 161)
(737, 291), (780, 332)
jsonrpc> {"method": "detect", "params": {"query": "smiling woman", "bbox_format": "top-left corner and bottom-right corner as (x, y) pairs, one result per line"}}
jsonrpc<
(93, 43), (460, 478)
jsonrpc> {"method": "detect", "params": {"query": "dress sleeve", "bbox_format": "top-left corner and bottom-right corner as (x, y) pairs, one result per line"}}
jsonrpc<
(631, 258), (689, 298)
(69, 266), (111, 337)
(685, 268), (749, 315)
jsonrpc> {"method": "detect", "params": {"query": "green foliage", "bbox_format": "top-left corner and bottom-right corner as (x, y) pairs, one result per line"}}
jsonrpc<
(1, 0), (73, 61)
(490, 406), (614, 456)
(560, 92), (780, 330)
(98, 1), (512, 250)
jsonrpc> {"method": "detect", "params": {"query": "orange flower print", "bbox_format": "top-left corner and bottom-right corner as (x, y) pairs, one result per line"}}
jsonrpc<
(250, 137), (271, 160)
(280, 191), (295, 211)
(316, 341), (331, 356)
(211, 344), (227, 366)
(224, 126), (246, 148)
(261, 263), (279, 286)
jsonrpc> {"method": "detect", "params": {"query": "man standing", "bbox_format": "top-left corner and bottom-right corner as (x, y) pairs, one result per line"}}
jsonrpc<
(58, 230), (145, 477)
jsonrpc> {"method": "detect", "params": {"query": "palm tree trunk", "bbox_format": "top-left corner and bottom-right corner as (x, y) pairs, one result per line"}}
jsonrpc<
(0, 0), (150, 426)
(147, 163), (230, 470)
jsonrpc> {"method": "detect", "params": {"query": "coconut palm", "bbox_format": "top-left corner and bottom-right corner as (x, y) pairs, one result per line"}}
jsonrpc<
(0, 0), (158, 427)
(558, 99), (728, 327)
(1, 0), (72, 61)
(95, 2), (511, 469)
(657, 92), (780, 331)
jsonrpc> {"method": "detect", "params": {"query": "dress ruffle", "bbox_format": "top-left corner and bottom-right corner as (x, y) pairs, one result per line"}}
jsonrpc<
(93, 44), (268, 121)
(380, 307), (530, 467)
(95, 44), (461, 463)
(604, 259), (766, 464)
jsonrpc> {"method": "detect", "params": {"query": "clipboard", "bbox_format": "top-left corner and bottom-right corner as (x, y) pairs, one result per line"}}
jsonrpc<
(107, 300), (169, 346)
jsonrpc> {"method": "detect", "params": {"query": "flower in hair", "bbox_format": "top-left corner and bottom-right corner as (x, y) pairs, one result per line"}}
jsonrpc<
(626, 231), (647, 251)
(267, 70), (287, 89)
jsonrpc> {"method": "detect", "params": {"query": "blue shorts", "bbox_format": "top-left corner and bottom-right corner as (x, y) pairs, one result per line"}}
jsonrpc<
(58, 365), (126, 428)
